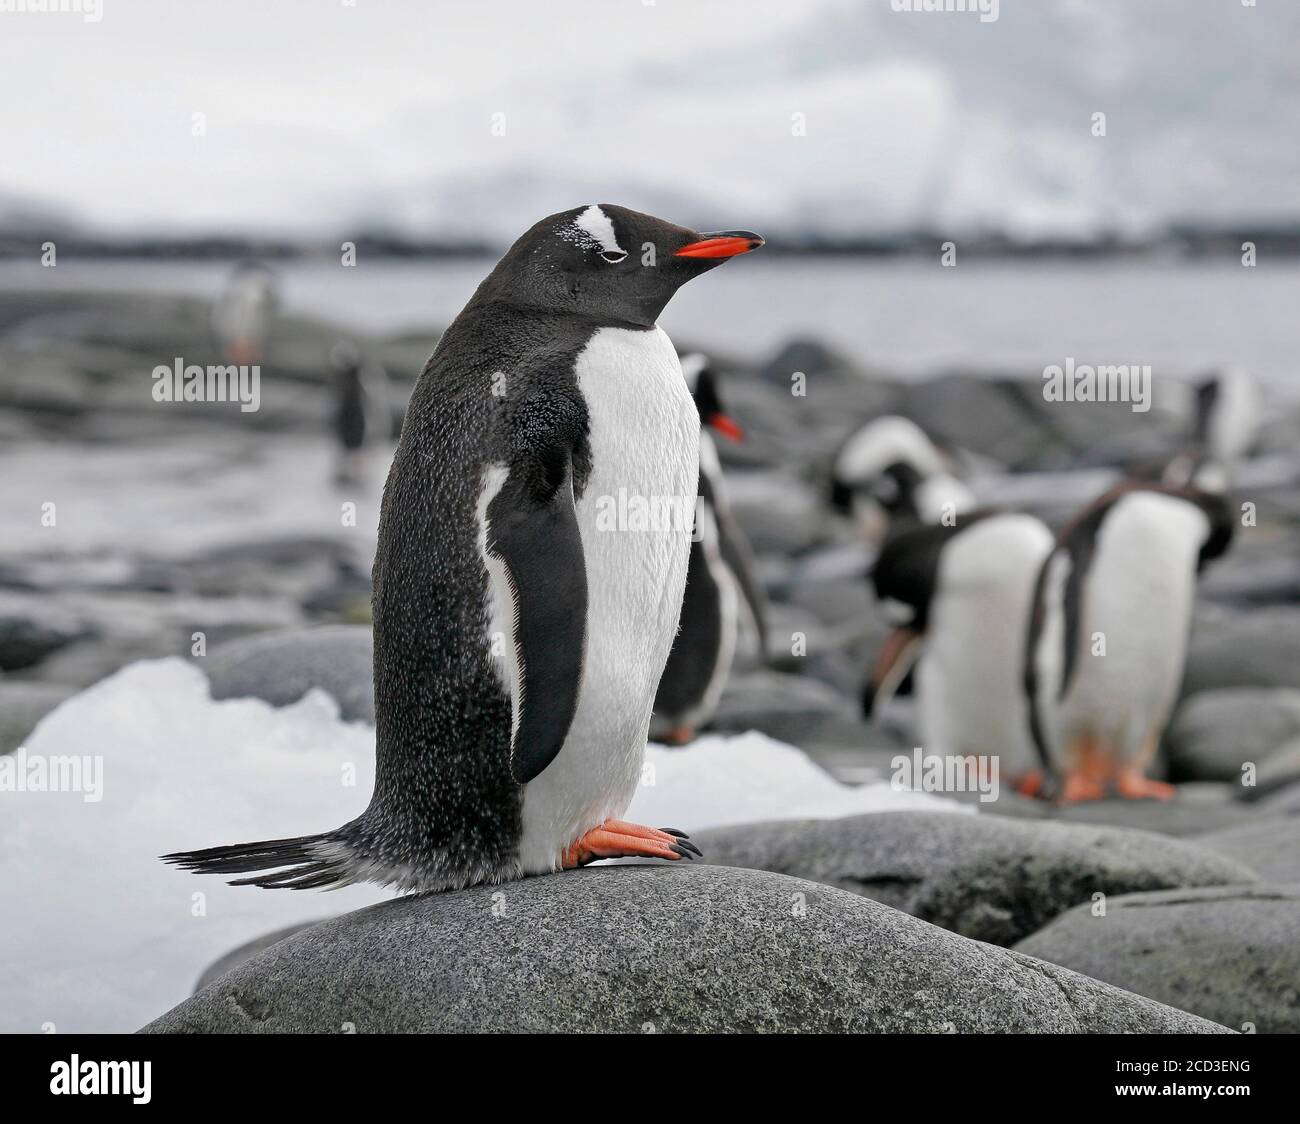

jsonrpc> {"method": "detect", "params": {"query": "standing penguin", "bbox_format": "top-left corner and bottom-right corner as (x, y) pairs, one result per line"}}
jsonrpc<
(1194, 366), (1260, 468)
(1023, 482), (1233, 803)
(1128, 366), (1259, 489)
(330, 340), (396, 487)
(211, 261), (278, 365)
(164, 205), (762, 891)
(830, 415), (975, 545)
(863, 511), (1054, 783)
(652, 354), (767, 745)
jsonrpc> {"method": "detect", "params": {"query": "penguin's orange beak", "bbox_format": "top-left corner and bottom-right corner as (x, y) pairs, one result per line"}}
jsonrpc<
(706, 412), (744, 442)
(675, 231), (764, 259)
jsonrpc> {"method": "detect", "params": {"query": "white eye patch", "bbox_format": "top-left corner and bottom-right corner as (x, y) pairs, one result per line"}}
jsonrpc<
(567, 204), (626, 260)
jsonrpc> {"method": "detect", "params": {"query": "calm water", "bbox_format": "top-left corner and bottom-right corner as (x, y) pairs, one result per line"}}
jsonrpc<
(2, 257), (1297, 394)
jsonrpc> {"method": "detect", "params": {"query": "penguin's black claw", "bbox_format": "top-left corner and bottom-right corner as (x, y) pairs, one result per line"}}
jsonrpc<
(660, 828), (688, 838)
(677, 839), (703, 858)
(670, 843), (698, 861)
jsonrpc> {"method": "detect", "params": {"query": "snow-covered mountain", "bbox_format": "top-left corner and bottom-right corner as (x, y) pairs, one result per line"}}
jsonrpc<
(0, 0), (1294, 243)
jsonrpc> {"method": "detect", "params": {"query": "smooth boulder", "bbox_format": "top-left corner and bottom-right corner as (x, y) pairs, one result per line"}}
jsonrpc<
(1183, 608), (1300, 696)
(0, 680), (76, 754)
(1196, 819), (1300, 884)
(1165, 688), (1300, 782)
(142, 865), (1227, 1034)
(693, 812), (1257, 945)
(1016, 885), (1300, 1034)
(202, 625), (374, 722)
(194, 923), (319, 993)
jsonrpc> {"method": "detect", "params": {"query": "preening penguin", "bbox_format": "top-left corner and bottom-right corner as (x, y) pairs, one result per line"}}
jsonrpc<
(830, 415), (974, 545)
(864, 511), (1054, 781)
(652, 355), (768, 745)
(1024, 481), (1234, 803)
(164, 205), (762, 891)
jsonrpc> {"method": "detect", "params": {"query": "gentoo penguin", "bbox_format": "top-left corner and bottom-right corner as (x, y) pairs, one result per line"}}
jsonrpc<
(863, 511), (1054, 781)
(164, 205), (762, 891)
(830, 415), (975, 545)
(1023, 481), (1234, 802)
(330, 340), (396, 487)
(651, 354), (767, 745)
(1127, 367), (1259, 489)
(211, 261), (278, 365)
(1194, 366), (1260, 467)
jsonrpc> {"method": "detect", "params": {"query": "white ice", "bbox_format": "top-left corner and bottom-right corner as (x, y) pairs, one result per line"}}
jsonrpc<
(1, 658), (963, 1033)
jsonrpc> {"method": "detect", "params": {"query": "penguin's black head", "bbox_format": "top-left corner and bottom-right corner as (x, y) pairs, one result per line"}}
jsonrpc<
(1193, 372), (1220, 442)
(1184, 486), (1235, 571)
(681, 353), (743, 441)
(476, 204), (763, 328)
(873, 461), (927, 517)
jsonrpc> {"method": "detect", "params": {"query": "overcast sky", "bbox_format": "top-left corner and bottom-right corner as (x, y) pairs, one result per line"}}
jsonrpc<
(1, 0), (1296, 241)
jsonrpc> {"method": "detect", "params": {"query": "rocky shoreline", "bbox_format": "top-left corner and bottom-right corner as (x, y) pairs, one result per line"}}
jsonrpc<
(3, 287), (1299, 1033)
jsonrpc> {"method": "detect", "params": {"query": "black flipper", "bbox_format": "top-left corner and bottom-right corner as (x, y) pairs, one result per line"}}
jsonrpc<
(486, 449), (588, 786)
(716, 508), (768, 660)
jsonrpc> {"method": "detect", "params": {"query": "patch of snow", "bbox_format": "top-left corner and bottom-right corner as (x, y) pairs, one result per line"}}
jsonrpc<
(630, 730), (967, 832)
(1, 658), (964, 1033)
(0, 658), (389, 1034)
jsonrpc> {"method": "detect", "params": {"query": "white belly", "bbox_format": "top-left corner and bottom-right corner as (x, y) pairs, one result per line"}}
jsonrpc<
(517, 326), (698, 870)
(1057, 494), (1206, 761)
(918, 515), (1053, 772)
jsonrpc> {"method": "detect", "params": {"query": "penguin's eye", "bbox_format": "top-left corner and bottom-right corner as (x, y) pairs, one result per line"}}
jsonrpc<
(599, 249), (627, 264)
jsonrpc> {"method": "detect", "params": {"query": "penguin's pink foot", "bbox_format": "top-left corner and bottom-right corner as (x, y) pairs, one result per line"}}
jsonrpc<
(1056, 770), (1107, 804)
(664, 725), (695, 746)
(560, 819), (701, 869)
(1014, 771), (1046, 799)
(1114, 769), (1176, 801)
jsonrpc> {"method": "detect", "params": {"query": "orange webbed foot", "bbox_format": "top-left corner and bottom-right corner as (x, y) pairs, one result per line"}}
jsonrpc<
(1114, 769), (1176, 801)
(1015, 770), (1046, 799)
(560, 819), (701, 869)
(1056, 770), (1107, 804)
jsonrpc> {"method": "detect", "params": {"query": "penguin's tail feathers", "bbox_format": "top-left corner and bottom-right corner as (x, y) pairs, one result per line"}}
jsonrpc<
(161, 832), (353, 891)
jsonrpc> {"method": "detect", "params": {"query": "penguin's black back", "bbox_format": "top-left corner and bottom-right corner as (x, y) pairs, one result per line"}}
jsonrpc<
(339, 299), (598, 884)
(334, 366), (367, 450)
(654, 527), (725, 720)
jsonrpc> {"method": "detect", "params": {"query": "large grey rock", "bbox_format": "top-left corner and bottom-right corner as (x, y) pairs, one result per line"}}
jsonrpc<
(899, 375), (1044, 468)
(947, 780), (1260, 837)
(194, 923), (319, 993)
(1250, 777), (1300, 816)
(726, 470), (835, 555)
(0, 592), (94, 672)
(203, 625), (374, 722)
(1016, 885), (1300, 1034)
(693, 812), (1257, 945)
(1196, 819), (1300, 884)
(141, 865), (1227, 1034)
(1165, 688), (1300, 782)
(1183, 608), (1300, 696)
(0, 681), (76, 755)
(711, 669), (860, 746)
